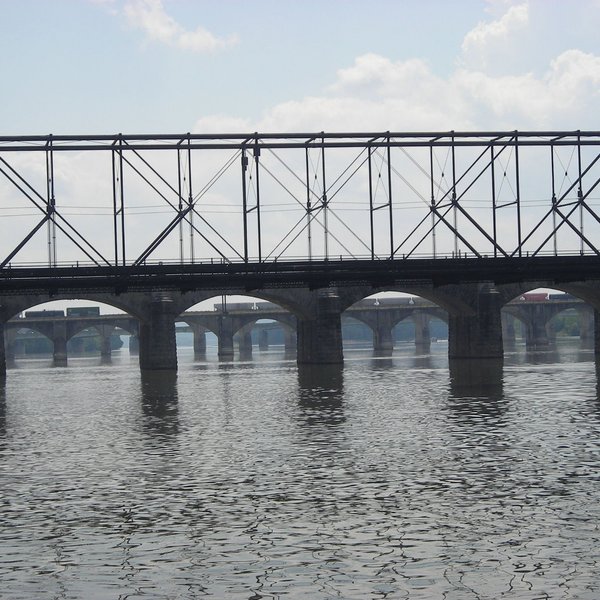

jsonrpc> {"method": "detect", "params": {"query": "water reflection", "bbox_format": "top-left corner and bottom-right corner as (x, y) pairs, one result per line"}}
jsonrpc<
(449, 358), (504, 396)
(297, 364), (345, 426)
(447, 358), (508, 427)
(369, 355), (395, 370)
(0, 378), (5, 439)
(140, 371), (179, 436)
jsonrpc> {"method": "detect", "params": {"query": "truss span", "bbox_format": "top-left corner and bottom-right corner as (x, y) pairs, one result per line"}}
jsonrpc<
(1, 131), (600, 275)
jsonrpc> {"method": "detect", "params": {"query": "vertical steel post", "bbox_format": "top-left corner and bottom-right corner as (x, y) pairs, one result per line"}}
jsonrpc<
(368, 145), (375, 260)
(112, 137), (125, 266)
(254, 139), (262, 262)
(551, 144), (557, 255)
(119, 141), (126, 265)
(177, 148), (184, 263)
(578, 131), (584, 254)
(321, 133), (328, 260)
(112, 149), (119, 266)
(451, 132), (458, 256)
(187, 136), (194, 263)
(305, 145), (312, 261)
(387, 133), (394, 258)
(515, 133), (522, 257)
(491, 144), (497, 258)
(241, 147), (249, 262)
(429, 145), (436, 258)
(45, 138), (56, 267)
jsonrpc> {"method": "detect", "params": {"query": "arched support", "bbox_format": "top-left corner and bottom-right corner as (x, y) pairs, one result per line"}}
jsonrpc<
(297, 289), (343, 365)
(372, 311), (395, 356)
(284, 328), (297, 354)
(579, 306), (594, 348)
(501, 312), (516, 348)
(97, 324), (115, 361)
(595, 309), (600, 355)
(129, 334), (139, 355)
(0, 322), (6, 377)
(413, 310), (431, 353)
(53, 321), (68, 367)
(217, 316), (234, 360)
(448, 285), (503, 359)
(258, 329), (269, 351)
(237, 330), (253, 358)
(191, 324), (207, 359)
(525, 307), (552, 349)
(139, 298), (177, 371)
(4, 327), (16, 368)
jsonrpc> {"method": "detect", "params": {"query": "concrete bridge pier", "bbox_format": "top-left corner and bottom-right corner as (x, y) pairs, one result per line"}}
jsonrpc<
(501, 313), (516, 348)
(53, 321), (68, 367)
(98, 325), (114, 361)
(579, 307), (594, 348)
(237, 329), (253, 359)
(3, 327), (16, 368)
(369, 311), (395, 356)
(448, 285), (503, 360)
(129, 334), (139, 355)
(191, 325), (207, 359)
(368, 312), (392, 355)
(0, 323), (6, 377)
(138, 298), (178, 371)
(525, 317), (552, 349)
(284, 329), (297, 354)
(258, 329), (269, 351)
(594, 310), (600, 355)
(217, 316), (234, 360)
(297, 289), (343, 365)
(413, 310), (431, 353)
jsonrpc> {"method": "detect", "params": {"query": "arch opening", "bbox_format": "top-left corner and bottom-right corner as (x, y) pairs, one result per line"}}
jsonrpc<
(501, 287), (595, 357)
(4, 298), (136, 368)
(342, 291), (449, 357)
(176, 294), (297, 363)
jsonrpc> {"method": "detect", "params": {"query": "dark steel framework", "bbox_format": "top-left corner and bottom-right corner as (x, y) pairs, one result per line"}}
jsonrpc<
(1, 131), (600, 277)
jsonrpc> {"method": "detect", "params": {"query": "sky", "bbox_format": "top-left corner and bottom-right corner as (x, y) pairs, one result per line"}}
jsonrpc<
(1, 0), (599, 134)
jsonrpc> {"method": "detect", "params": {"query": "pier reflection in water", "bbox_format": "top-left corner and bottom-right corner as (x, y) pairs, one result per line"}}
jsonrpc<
(0, 343), (600, 598)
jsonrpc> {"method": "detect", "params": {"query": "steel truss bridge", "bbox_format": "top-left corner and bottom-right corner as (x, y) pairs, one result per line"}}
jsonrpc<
(1, 131), (600, 294)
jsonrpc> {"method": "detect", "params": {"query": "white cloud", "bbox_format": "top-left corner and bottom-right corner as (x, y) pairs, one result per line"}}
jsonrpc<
(192, 0), (600, 134)
(122, 0), (238, 52)
(194, 47), (600, 134)
(461, 2), (529, 71)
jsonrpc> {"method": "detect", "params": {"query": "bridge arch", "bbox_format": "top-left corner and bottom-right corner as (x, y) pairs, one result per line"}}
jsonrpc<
(500, 286), (596, 350)
(178, 293), (298, 360)
(3, 298), (139, 367)
(341, 290), (449, 355)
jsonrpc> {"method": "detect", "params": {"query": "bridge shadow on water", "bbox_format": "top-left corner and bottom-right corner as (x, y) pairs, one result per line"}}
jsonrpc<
(296, 364), (345, 427)
(446, 358), (508, 427)
(139, 371), (179, 437)
(0, 378), (5, 441)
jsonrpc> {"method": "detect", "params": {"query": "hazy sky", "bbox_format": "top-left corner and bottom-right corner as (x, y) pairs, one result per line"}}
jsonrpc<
(2, 0), (599, 134)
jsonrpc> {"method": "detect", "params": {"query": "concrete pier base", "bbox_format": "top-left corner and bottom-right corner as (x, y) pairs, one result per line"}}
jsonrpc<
(218, 317), (234, 360)
(0, 323), (6, 377)
(413, 310), (431, 353)
(297, 289), (343, 365)
(448, 285), (503, 359)
(258, 329), (269, 351)
(53, 320), (68, 367)
(139, 299), (177, 371)
(192, 325), (206, 359)
(238, 331), (253, 358)
(373, 325), (394, 356)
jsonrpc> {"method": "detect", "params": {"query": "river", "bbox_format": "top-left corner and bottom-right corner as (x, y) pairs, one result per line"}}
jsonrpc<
(1, 340), (599, 599)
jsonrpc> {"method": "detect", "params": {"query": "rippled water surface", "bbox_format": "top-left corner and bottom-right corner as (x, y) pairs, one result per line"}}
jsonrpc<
(2, 342), (600, 599)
